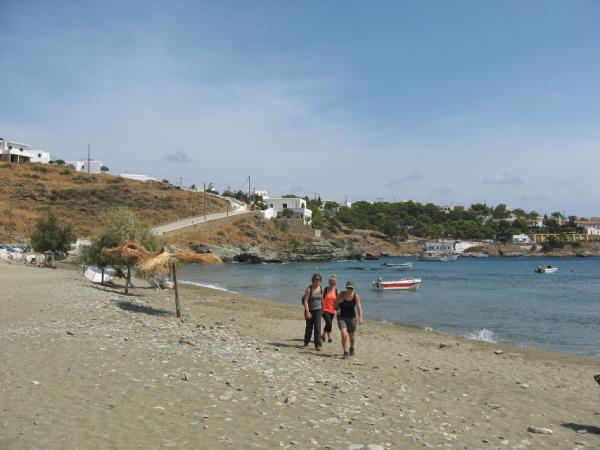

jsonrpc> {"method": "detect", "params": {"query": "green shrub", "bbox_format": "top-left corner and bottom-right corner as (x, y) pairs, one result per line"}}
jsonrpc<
(30, 211), (75, 253)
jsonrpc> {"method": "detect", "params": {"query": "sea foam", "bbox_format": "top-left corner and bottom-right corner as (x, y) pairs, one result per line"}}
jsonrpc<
(179, 280), (230, 292)
(466, 328), (497, 343)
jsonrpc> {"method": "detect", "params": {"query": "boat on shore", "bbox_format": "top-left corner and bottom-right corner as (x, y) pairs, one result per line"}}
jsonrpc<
(371, 277), (422, 290)
(535, 265), (558, 274)
(84, 266), (115, 284)
(382, 262), (414, 270)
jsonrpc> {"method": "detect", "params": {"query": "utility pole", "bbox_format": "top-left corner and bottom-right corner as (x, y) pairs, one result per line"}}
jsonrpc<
(248, 176), (251, 210)
(203, 182), (207, 220)
(87, 143), (91, 175)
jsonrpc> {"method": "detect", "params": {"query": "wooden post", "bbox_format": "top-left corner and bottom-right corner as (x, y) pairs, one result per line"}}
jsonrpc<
(101, 267), (105, 284)
(125, 265), (131, 294)
(172, 262), (181, 318)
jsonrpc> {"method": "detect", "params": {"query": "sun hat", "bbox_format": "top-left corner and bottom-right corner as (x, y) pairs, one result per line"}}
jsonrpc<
(346, 280), (355, 289)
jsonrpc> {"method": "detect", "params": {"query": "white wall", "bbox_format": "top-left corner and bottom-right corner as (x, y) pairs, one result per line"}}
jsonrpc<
(267, 197), (307, 210)
(66, 160), (103, 174)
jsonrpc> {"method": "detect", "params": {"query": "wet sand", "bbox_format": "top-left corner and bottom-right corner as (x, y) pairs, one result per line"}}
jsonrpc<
(1, 262), (599, 449)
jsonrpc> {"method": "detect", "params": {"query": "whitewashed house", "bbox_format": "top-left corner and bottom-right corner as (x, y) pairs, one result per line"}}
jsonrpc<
(0, 138), (50, 164)
(254, 190), (269, 199)
(262, 197), (312, 225)
(65, 159), (103, 174)
(423, 241), (456, 252)
(576, 217), (600, 235)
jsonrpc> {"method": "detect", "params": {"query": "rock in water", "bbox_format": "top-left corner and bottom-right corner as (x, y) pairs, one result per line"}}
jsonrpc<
(527, 426), (553, 435)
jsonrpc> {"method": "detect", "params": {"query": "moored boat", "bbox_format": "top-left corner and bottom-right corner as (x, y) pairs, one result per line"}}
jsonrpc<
(382, 262), (414, 270)
(371, 277), (422, 290)
(535, 265), (558, 274)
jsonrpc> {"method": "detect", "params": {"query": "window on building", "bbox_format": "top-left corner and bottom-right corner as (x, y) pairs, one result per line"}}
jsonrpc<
(269, 204), (273, 208)
(38, 153), (41, 158)
(283, 203), (288, 209)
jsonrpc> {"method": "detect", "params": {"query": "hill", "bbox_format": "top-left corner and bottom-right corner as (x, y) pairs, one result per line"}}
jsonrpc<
(164, 214), (417, 262)
(0, 163), (227, 241)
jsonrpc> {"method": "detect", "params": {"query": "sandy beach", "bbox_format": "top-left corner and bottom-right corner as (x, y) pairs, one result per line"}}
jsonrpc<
(1, 262), (599, 449)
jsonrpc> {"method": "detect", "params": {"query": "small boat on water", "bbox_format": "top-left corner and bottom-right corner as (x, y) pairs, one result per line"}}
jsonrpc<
(382, 262), (414, 270)
(535, 265), (558, 274)
(371, 277), (422, 290)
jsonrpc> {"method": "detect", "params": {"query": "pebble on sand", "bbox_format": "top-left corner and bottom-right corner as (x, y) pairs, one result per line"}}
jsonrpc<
(527, 426), (553, 435)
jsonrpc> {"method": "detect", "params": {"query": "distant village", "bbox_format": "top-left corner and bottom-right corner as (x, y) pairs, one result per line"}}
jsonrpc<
(2, 135), (600, 248)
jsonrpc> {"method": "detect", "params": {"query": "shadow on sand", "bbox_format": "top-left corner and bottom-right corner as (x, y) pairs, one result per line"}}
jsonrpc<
(86, 283), (156, 297)
(561, 423), (600, 435)
(114, 300), (173, 317)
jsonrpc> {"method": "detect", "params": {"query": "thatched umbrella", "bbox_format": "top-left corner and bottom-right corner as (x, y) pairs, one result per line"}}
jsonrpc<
(101, 241), (151, 294)
(137, 251), (223, 318)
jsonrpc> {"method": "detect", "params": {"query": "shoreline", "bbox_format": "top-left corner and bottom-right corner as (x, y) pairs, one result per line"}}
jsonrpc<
(2, 262), (600, 449)
(184, 277), (599, 361)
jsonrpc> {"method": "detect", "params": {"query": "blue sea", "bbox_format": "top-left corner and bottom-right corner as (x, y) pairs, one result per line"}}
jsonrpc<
(178, 257), (600, 358)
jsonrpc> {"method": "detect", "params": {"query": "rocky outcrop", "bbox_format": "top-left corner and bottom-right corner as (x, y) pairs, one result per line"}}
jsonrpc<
(196, 240), (368, 263)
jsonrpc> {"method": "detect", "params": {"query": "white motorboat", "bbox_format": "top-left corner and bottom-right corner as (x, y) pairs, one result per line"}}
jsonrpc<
(535, 265), (558, 274)
(371, 277), (422, 290)
(382, 262), (414, 270)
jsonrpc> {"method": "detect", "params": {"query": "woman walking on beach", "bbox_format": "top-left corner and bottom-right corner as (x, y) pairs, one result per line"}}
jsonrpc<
(334, 281), (363, 359)
(303, 273), (323, 350)
(321, 275), (338, 343)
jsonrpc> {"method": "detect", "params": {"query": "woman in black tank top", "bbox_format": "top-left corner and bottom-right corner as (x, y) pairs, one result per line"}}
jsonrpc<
(334, 280), (363, 359)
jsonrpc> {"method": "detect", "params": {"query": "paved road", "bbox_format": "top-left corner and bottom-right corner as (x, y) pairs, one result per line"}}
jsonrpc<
(152, 207), (251, 236)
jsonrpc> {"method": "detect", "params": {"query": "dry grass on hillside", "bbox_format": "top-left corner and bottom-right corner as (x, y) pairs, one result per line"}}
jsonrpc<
(166, 214), (406, 255)
(0, 163), (226, 240)
(165, 215), (315, 250)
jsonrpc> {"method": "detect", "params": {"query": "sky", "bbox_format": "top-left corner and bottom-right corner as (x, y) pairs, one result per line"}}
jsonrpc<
(1, 0), (599, 215)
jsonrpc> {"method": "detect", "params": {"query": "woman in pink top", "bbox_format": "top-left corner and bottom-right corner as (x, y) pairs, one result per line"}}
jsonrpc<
(321, 275), (338, 343)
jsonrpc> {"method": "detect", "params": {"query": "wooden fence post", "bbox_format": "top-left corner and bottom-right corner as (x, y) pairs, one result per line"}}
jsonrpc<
(172, 262), (181, 318)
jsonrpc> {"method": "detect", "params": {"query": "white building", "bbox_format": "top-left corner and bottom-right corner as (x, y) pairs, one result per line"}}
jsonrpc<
(576, 217), (600, 235)
(0, 138), (50, 164)
(65, 159), (104, 174)
(262, 197), (312, 225)
(527, 217), (543, 228)
(423, 241), (455, 253)
(512, 234), (533, 244)
(119, 173), (157, 182)
(254, 190), (269, 199)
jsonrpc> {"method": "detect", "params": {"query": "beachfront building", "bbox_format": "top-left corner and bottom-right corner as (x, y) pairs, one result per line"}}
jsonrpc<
(423, 240), (456, 253)
(65, 159), (103, 174)
(575, 217), (600, 235)
(262, 197), (312, 225)
(0, 138), (50, 164)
